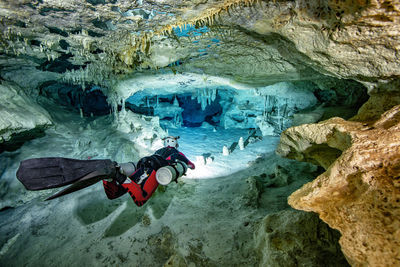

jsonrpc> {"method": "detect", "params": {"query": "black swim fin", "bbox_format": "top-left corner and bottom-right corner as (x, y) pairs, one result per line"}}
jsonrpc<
(16, 157), (116, 190)
(45, 168), (115, 200)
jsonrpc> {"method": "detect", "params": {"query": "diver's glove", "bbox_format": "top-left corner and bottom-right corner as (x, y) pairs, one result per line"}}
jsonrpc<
(104, 162), (136, 184)
(137, 155), (168, 171)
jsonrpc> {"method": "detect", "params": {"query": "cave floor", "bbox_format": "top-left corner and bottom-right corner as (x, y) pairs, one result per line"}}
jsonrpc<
(0, 110), (314, 266)
(167, 125), (280, 179)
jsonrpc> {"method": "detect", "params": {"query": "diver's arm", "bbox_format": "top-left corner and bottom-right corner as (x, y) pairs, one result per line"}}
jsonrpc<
(102, 162), (136, 199)
(177, 152), (195, 169)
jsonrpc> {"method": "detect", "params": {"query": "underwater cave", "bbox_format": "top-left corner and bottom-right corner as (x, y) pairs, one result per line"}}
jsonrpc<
(0, 1), (400, 267)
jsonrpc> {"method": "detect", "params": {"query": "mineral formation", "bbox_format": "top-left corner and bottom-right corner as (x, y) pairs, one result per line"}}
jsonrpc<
(278, 105), (400, 266)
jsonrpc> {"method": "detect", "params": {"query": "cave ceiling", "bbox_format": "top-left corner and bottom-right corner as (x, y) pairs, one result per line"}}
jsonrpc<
(0, 0), (399, 91)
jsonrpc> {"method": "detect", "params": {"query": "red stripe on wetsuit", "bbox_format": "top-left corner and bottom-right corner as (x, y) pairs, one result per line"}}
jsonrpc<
(102, 148), (194, 206)
(103, 170), (158, 206)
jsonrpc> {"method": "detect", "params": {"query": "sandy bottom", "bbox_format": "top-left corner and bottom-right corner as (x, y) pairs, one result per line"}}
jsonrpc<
(0, 111), (318, 267)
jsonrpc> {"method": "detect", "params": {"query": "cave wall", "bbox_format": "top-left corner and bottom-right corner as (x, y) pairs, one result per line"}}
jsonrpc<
(0, 82), (53, 152)
(255, 209), (348, 267)
(278, 105), (400, 266)
(2, 1), (399, 92)
(0, 1), (400, 266)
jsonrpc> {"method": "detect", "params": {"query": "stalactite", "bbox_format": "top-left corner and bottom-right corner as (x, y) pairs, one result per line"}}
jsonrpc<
(211, 88), (217, 102)
(155, 0), (257, 38)
(121, 98), (126, 113)
(277, 103), (280, 118)
(283, 98), (288, 117)
(264, 95), (267, 117)
(141, 34), (146, 53)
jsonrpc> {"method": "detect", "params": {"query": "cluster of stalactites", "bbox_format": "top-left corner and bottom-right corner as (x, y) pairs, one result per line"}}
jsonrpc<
(254, 89), (291, 132)
(62, 63), (115, 90)
(0, 26), (61, 60)
(156, 0), (262, 36)
(192, 88), (218, 111)
(0, 0), (286, 90)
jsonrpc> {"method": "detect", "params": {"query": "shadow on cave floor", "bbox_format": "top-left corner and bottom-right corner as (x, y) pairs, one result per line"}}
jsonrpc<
(0, 151), (348, 267)
(73, 184), (178, 238)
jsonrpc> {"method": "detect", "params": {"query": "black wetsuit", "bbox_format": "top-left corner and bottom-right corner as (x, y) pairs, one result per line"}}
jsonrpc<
(103, 146), (195, 206)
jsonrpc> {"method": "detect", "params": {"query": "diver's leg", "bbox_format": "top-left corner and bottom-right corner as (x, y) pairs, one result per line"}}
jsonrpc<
(102, 180), (127, 199)
(122, 170), (159, 206)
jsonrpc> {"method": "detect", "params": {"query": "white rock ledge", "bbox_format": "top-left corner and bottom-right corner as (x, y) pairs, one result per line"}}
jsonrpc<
(0, 82), (53, 149)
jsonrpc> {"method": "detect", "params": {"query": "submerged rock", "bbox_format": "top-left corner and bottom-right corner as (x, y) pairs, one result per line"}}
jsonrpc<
(278, 105), (400, 266)
(0, 82), (52, 152)
(255, 209), (348, 267)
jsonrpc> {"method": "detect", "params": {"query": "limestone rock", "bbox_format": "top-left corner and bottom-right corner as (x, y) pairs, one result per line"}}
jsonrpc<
(0, 56), (61, 91)
(276, 117), (354, 169)
(164, 254), (187, 267)
(235, 1), (400, 91)
(1, 1), (399, 92)
(0, 82), (52, 151)
(278, 105), (400, 266)
(291, 104), (325, 126)
(243, 176), (262, 207)
(351, 92), (400, 123)
(115, 109), (166, 153)
(255, 209), (348, 267)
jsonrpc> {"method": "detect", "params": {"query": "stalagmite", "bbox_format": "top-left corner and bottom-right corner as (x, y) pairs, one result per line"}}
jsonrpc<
(239, 137), (244, 150)
(222, 145), (229, 156)
(173, 96), (179, 107)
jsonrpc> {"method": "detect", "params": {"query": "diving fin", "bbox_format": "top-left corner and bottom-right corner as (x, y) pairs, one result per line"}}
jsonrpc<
(46, 168), (114, 200)
(16, 157), (116, 190)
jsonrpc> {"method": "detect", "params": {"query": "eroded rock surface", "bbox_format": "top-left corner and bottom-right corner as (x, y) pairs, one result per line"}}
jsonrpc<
(1, 1), (399, 90)
(0, 82), (53, 151)
(277, 105), (400, 266)
(255, 209), (348, 267)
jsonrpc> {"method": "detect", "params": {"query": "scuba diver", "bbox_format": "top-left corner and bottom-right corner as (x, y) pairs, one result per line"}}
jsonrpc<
(16, 136), (195, 206)
(102, 136), (195, 206)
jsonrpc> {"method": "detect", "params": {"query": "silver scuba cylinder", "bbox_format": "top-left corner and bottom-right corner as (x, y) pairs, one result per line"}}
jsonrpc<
(156, 161), (187, 185)
(119, 162), (136, 177)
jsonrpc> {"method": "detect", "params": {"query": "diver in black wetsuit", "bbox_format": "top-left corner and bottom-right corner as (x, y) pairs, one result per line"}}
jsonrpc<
(102, 136), (195, 206)
(16, 136), (195, 203)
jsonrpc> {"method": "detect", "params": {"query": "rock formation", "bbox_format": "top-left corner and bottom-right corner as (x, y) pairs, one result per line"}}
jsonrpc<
(0, 82), (52, 152)
(255, 209), (348, 267)
(278, 105), (400, 266)
(1, 1), (399, 90)
(0, 0), (400, 266)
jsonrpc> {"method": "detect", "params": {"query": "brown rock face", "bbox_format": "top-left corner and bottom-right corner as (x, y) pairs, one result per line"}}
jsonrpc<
(277, 105), (400, 266)
(255, 209), (348, 267)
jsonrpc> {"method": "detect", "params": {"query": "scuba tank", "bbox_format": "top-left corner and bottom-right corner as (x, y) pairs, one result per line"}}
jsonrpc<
(156, 161), (187, 185)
